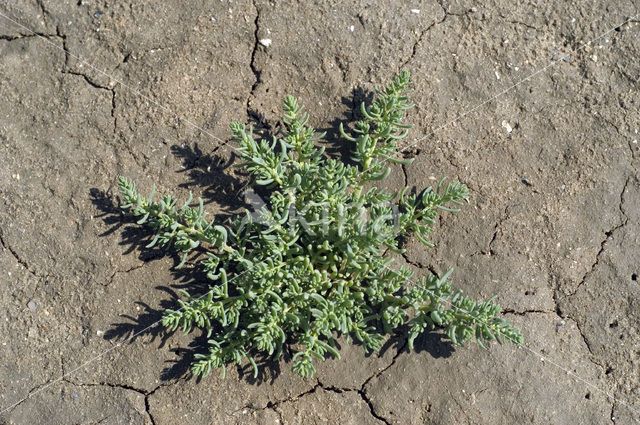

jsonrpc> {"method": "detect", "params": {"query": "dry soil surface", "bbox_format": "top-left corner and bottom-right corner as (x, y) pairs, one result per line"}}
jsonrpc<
(1, 0), (639, 424)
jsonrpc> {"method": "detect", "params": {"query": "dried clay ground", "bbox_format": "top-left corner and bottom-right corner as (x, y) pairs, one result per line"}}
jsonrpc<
(1, 1), (639, 424)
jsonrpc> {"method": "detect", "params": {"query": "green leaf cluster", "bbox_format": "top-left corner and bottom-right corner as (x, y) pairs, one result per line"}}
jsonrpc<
(118, 71), (522, 379)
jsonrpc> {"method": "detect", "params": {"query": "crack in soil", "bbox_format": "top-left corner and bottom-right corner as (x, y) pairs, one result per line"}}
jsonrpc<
(400, 163), (409, 189)
(313, 384), (391, 424)
(597, 114), (636, 161)
(599, 115), (624, 139)
(62, 377), (179, 424)
(444, 386), (471, 425)
(263, 380), (321, 410)
(486, 205), (509, 256)
(246, 0), (262, 117)
(357, 340), (409, 423)
(503, 308), (554, 315)
(628, 138), (637, 161)
(438, 0), (488, 23)
(249, 340), (407, 423)
(508, 301), (611, 379)
(565, 315), (607, 373)
(0, 32), (58, 41)
(569, 178), (629, 296)
(0, 230), (45, 280)
(145, 391), (158, 425)
(59, 355), (181, 423)
(56, 25), (120, 141)
(358, 389), (391, 425)
(270, 405), (284, 423)
(63, 69), (112, 90)
(1, 380), (54, 415)
(60, 358), (144, 395)
(58, 63), (130, 173)
(60, 68), (117, 134)
(399, 12), (447, 71)
(266, 381), (391, 425)
(551, 275), (567, 319)
(111, 88), (118, 136)
(467, 205), (510, 258)
(361, 339), (409, 390)
(56, 37), (132, 164)
(35, 0), (48, 22)
(505, 19), (539, 31)
(105, 263), (145, 287)
(56, 24), (70, 68)
(426, 264), (440, 278)
(67, 380), (148, 395)
(400, 250), (424, 270)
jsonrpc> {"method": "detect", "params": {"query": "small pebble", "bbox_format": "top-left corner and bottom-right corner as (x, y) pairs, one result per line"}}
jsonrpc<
(211, 17), (216, 22)
(591, 55), (598, 62)
(93, 10), (103, 18)
(28, 300), (37, 311)
(96, 330), (104, 337)
(495, 70), (500, 80)
(349, 25), (354, 32)
(410, 9), (420, 14)
(259, 38), (272, 47)
(501, 120), (512, 133)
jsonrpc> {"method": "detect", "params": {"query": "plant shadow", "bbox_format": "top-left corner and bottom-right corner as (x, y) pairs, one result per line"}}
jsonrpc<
(102, 296), (172, 348)
(320, 87), (374, 163)
(170, 142), (246, 214)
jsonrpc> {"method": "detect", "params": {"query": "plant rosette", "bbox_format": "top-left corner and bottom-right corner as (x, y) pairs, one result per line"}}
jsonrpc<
(118, 71), (523, 379)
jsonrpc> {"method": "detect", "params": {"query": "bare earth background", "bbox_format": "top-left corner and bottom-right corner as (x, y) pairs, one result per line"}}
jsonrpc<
(1, 0), (639, 424)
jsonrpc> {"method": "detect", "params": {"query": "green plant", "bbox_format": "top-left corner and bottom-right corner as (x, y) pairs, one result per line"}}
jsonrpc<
(118, 71), (523, 379)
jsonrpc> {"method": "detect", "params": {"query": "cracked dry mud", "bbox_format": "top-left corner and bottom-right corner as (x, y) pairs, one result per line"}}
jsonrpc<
(0, 0), (639, 424)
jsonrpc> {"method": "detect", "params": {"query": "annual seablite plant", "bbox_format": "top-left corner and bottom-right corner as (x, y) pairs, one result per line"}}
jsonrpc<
(118, 71), (523, 379)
